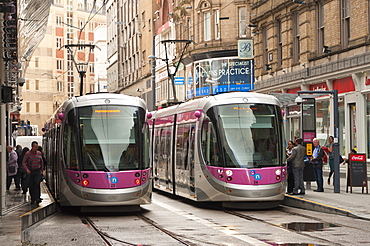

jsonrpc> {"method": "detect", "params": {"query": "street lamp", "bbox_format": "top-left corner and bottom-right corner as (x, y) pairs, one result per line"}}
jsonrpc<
(297, 90), (340, 193)
(63, 44), (95, 96)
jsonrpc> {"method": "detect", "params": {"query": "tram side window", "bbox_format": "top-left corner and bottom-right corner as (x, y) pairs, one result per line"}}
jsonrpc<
(153, 128), (161, 167)
(176, 125), (185, 169)
(182, 124), (191, 170)
(63, 113), (78, 170)
(176, 123), (191, 170)
(201, 120), (222, 167)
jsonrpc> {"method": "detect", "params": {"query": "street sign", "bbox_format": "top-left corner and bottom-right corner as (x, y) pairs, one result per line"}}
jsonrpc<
(174, 77), (184, 85)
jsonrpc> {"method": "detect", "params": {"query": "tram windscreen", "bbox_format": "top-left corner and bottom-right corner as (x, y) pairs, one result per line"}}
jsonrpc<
(202, 104), (282, 168)
(78, 106), (146, 171)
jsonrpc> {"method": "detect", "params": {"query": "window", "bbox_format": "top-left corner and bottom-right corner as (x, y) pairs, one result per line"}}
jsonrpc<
(204, 11), (211, 41)
(56, 37), (62, 48)
(35, 103), (39, 113)
(35, 57), (39, 68)
(292, 12), (300, 63)
(57, 81), (63, 92)
(341, 0), (350, 48)
(55, 0), (62, 5)
(57, 59), (63, 70)
(201, 119), (222, 167)
(214, 10), (220, 40)
(63, 110), (78, 170)
(56, 15), (62, 26)
(142, 50), (146, 65)
(89, 63), (94, 73)
(78, 19), (84, 29)
(89, 22), (95, 32)
(262, 27), (268, 72)
(78, 0), (84, 9)
(317, 1), (325, 55)
(141, 11), (146, 28)
(26, 102), (30, 113)
(26, 80), (30, 90)
(277, 20), (282, 68)
(35, 80), (39, 91)
(239, 7), (247, 37)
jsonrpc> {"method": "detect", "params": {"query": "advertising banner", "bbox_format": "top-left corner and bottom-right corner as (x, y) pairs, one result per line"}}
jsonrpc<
(190, 57), (254, 98)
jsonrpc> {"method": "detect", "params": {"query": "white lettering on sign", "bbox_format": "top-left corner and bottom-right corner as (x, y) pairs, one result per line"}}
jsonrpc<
(351, 155), (365, 161)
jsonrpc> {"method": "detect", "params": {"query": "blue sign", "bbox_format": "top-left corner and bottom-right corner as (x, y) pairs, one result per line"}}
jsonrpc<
(191, 58), (255, 98)
(174, 77), (184, 85)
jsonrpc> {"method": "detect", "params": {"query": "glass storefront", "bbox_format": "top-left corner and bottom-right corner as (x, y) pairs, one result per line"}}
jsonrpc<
(366, 94), (370, 157)
(316, 99), (345, 155)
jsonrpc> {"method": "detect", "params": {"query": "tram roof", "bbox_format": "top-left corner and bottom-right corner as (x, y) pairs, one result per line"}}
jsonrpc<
(152, 92), (281, 118)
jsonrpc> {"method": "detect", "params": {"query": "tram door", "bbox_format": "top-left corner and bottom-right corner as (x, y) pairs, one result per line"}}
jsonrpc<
(349, 103), (357, 151)
(188, 125), (196, 198)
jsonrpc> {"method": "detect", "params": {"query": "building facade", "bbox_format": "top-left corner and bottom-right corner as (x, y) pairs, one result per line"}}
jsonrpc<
(21, 0), (106, 135)
(106, 0), (118, 92)
(114, 0), (255, 109)
(250, 0), (370, 159)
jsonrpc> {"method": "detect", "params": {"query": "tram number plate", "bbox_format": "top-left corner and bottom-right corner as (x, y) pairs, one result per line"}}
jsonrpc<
(110, 184), (116, 188)
(107, 196), (118, 201)
(252, 191), (262, 197)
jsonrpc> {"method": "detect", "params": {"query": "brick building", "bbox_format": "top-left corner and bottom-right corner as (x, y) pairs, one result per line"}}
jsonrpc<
(251, 0), (370, 158)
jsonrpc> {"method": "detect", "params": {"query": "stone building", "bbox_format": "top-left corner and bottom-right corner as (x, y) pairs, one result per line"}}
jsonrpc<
(251, 0), (370, 157)
(21, 0), (106, 135)
(115, 0), (255, 109)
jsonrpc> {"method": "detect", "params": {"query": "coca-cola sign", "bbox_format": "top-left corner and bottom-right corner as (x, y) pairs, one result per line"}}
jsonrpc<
(350, 154), (366, 161)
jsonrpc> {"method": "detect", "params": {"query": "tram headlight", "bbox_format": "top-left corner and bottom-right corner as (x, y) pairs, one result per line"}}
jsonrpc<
(135, 179), (141, 185)
(82, 180), (89, 186)
(275, 169), (281, 175)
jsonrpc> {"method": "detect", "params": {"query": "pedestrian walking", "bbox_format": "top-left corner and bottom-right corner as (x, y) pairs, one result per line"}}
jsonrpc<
(6, 146), (21, 191)
(22, 141), (44, 204)
(310, 138), (325, 192)
(15, 145), (22, 157)
(286, 138), (306, 195)
(18, 147), (30, 194)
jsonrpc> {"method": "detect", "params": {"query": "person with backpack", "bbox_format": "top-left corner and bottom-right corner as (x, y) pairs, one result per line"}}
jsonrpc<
(6, 146), (21, 191)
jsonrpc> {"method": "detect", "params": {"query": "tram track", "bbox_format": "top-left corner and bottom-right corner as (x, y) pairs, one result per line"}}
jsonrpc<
(80, 214), (198, 246)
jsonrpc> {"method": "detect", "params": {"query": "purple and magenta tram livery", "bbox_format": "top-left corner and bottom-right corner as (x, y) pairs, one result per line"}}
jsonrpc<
(149, 92), (286, 209)
(43, 93), (151, 211)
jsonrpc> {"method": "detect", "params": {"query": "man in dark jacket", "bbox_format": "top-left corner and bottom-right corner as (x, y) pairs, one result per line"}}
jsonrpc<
(286, 138), (306, 195)
(311, 138), (325, 192)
